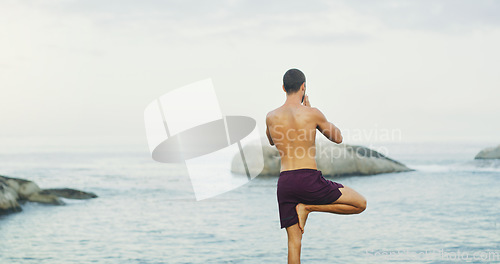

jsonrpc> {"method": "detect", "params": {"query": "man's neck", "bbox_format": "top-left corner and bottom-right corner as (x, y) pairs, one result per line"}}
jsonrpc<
(284, 94), (302, 106)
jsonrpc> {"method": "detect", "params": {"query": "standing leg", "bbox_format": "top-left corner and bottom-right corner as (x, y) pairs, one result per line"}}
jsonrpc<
(286, 223), (303, 264)
(296, 185), (367, 233)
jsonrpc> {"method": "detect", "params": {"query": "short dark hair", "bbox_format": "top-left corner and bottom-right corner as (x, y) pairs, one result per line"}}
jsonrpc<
(283, 68), (305, 94)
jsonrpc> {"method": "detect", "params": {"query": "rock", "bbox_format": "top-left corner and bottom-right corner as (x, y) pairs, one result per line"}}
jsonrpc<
(316, 144), (412, 176)
(18, 181), (42, 200)
(40, 188), (98, 199)
(0, 175), (62, 205)
(0, 180), (22, 214)
(0, 175), (97, 215)
(231, 137), (413, 177)
(27, 192), (65, 205)
(231, 141), (280, 176)
(2, 176), (41, 199)
(475, 145), (500, 159)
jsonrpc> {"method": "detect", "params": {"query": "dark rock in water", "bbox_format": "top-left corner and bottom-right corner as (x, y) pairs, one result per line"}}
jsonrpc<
(40, 188), (98, 199)
(0, 181), (22, 215)
(0, 175), (97, 215)
(27, 192), (64, 205)
(475, 145), (500, 159)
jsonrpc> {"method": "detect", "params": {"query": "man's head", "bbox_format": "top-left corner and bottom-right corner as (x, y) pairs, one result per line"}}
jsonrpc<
(283, 68), (306, 95)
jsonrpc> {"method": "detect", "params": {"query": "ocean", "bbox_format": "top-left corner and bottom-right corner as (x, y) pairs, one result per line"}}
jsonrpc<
(0, 137), (499, 263)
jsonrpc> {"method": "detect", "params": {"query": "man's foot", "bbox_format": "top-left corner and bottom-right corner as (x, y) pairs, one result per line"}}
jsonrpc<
(295, 203), (310, 234)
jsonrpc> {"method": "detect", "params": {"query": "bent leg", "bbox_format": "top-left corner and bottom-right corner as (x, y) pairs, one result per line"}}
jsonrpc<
(286, 223), (302, 264)
(305, 185), (367, 214)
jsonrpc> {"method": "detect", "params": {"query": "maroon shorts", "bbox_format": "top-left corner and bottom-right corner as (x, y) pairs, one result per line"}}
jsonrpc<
(277, 168), (344, 229)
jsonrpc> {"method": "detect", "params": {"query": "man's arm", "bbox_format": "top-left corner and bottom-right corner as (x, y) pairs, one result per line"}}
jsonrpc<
(313, 107), (343, 144)
(265, 114), (275, 146)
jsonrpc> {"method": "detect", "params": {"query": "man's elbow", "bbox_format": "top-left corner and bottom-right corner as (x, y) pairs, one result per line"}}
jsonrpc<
(267, 136), (275, 146)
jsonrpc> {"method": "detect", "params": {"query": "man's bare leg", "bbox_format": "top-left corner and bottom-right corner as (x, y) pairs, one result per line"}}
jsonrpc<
(285, 223), (302, 264)
(296, 185), (367, 233)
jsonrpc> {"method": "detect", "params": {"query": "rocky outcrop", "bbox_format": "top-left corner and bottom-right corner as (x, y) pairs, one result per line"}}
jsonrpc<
(39, 188), (98, 199)
(0, 181), (21, 214)
(0, 175), (97, 215)
(316, 144), (412, 176)
(231, 138), (413, 177)
(475, 145), (500, 159)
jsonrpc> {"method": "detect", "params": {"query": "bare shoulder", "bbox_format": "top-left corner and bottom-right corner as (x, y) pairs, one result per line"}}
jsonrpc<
(266, 106), (282, 119)
(308, 107), (324, 117)
(266, 109), (275, 120)
(266, 108), (278, 125)
(307, 107), (328, 125)
(308, 106), (321, 113)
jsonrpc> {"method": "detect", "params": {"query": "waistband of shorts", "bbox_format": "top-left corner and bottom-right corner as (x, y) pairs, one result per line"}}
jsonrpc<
(279, 168), (318, 176)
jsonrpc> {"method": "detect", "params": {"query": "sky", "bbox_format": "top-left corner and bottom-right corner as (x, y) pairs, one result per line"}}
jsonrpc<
(1, 0), (499, 151)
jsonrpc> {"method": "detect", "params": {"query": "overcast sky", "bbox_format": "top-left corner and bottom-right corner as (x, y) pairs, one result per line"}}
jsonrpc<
(1, 0), (499, 150)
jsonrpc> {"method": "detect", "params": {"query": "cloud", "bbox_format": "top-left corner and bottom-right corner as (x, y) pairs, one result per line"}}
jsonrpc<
(12, 0), (500, 37)
(15, 0), (499, 49)
(1, 1), (499, 141)
(347, 0), (500, 33)
(11, 0), (380, 45)
(279, 32), (372, 45)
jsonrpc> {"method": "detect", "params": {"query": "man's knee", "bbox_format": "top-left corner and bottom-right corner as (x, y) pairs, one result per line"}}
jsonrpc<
(357, 197), (367, 213)
(288, 238), (301, 249)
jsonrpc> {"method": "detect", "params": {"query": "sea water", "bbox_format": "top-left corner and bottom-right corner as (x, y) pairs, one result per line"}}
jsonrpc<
(0, 137), (499, 263)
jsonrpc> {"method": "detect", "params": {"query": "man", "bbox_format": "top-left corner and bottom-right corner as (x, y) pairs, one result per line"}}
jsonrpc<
(266, 68), (367, 263)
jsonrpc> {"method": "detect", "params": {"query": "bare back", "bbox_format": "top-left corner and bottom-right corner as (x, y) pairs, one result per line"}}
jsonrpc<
(266, 101), (343, 172)
(266, 105), (319, 172)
